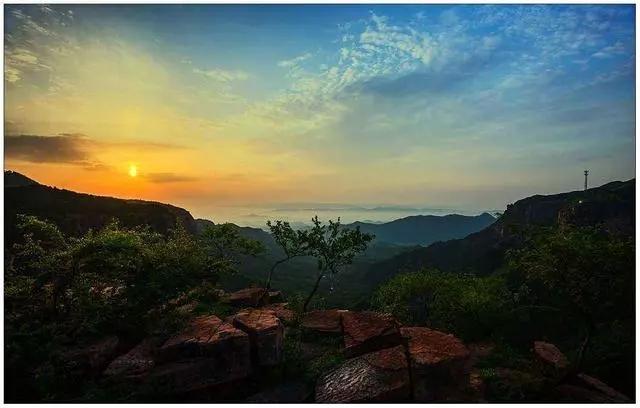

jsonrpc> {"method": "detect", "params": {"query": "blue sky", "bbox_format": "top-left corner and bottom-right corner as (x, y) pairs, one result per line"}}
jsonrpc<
(4, 4), (636, 219)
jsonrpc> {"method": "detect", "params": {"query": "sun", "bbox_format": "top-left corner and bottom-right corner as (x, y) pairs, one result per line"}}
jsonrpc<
(128, 164), (138, 178)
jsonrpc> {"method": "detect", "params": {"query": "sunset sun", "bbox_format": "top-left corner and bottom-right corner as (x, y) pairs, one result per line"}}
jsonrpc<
(128, 164), (138, 178)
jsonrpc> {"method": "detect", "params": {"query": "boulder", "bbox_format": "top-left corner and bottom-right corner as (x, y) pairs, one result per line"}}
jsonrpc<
(267, 290), (284, 303)
(226, 287), (267, 307)
(533, 341), (569, 376)
(153, 314), (252, 393)
(233, 309), (284, 366)
(315, 345), (411, 402)
(301, 309), (346, 334)
(146, 357), (248, 397)
(103, 338), (160, 380)
(401, 327), (471, 401)
(61, 336), (121, 377)
(342, 311), (401, 357)
(260, 303), (295, 324)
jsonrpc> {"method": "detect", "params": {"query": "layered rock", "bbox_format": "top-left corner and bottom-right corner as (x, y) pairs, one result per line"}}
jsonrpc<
(226, 287), (266, 307)
(342, 311), (402, 357)
(401, 327), (471, 401)
(151, 315), (251, 395)
(233, 309), (284, 366)
(315, 345), (411, 402)
(301, 309), (346, 334)
(260, 303), (295, 324)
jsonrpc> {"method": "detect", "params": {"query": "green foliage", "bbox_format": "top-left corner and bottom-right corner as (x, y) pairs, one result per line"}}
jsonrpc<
(5, 215), (263, 402)
(372, 268), (512, 340)
(507, 226), (634, 323)
(302, 216), (374, 311)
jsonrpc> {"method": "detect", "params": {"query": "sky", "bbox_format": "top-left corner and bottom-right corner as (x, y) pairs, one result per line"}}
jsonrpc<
(4, 4), (636, 223)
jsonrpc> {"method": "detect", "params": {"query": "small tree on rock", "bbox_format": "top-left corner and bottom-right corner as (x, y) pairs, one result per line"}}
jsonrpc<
(303, 216), (374, 312)
(264, 220), (311, 292)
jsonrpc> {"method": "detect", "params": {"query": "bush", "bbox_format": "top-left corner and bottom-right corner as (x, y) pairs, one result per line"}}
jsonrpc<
(371, 268), (512, 340)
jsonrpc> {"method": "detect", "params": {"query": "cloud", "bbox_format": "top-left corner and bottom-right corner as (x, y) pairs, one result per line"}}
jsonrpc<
(592, 41), (626, 58)
(5, 133), (189, 166)
(144, 172), (199, 183)
(192, 67), (249, 82)
(277, 53), (312, 68)
(5, 133), (94, 164)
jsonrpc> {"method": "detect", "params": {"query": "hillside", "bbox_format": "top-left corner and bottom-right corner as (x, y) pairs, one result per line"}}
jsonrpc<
(5, 170), (198, 242)
(345, 213), (495, 245)
(372, 179), (635, 277)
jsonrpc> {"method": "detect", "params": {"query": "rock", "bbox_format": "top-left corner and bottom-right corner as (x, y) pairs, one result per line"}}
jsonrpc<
(260, 303), (295, 324)
(103, 338), (160, 380)
(146, 358), (248, 397)
(315, 345), (411, 402)
(150, 315), (251, 395)
(226, 287), (267, 307)
(342, 311), (401, 357)
(533, 341), (569, 375)
(61, 336), (121, 377)
(301, 309), (347, 334)
(233, 309), (284, 366)
(573, 373), (631, 402)
(400, 327), (471, 401)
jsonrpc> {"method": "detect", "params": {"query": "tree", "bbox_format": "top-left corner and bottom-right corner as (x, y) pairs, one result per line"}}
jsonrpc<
(507, 225), (634, 371)
(302, 216), (374, 312)
(259, 220), (311, 303)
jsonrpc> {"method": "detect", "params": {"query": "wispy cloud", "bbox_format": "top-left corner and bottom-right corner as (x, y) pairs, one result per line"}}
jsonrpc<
(144, 172), (200, 183)
(192, 67), (249, 82)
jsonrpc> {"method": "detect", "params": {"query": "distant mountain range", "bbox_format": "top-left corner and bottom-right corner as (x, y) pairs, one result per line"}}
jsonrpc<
(345, 213), (496, 246)
(371, 179), (635, 279)
(5, 170), (634, 308)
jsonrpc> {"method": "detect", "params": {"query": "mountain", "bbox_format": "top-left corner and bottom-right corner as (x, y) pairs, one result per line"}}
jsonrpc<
(5, 170), (198, 242)
(345, 213), (496, 245)
(372, 179), (635, 278)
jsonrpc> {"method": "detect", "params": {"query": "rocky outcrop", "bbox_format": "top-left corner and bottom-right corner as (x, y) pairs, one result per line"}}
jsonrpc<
(61, 336), (121, 378)
(151, 315), (252, 395)
(315, 345), (411, 402)
(226, 288), (266, 307)
(233, 309), (284, 366)
(301, 309), (346, 334)
(342, 311), (401, 357)
(225, 287), (283, 307)
(401, 327), (471, 401)
(103, 338), (159, 380)
(533, 341), (569, 377)
(260, 303), (295, 324)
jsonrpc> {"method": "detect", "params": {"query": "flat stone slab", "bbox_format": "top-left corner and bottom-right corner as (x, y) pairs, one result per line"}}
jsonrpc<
(400, 327), (471, 401)
(233, 309), (284, 366)
(301, 309), (347, 334)
(315, 345), (410, 403)
(342, 311), (401, 357)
